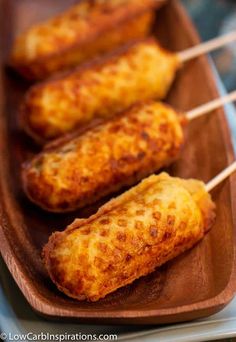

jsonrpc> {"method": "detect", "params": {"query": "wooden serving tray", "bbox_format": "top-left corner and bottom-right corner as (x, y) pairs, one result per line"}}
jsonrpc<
(0, 0), (236, 324)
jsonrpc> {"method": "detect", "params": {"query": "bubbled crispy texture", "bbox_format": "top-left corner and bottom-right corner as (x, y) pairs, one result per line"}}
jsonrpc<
(22, 101), (184, 212)
(43, 173), (215, 301)
(21, 40), (181, 141)
(10, 0), (157, 79)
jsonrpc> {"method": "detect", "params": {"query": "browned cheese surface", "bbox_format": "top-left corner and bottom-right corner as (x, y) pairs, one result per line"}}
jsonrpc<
(21, 40), (181, 141)
(43, 172), (215, 302)
(10, 0), (160, 80)
(22, 101), (184, 212)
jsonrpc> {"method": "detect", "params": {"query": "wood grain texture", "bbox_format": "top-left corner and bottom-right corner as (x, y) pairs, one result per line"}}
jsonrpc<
(0, 0), (236, 324)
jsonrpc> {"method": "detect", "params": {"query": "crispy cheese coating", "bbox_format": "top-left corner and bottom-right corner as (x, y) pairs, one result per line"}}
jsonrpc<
(43, 172), (216, 301)
(10, 0), (159, 80)
(22, 101), (184, 212)
(21, 39), (181, 142)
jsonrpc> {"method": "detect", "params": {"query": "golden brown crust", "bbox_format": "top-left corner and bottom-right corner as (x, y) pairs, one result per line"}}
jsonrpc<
(10, 0), (163, 80)
(42, 172), (215, 302)
(20, 38), (181, 142)
(22, 101), (184, 212)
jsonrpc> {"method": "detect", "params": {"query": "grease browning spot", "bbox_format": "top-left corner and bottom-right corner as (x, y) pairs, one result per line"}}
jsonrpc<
(157, 138), (164, 148)
(137, 151), (146, 160)
(153, 211), (161, 220)
(179, 221), (187, 230)
(81, 227), (91, 235)
(109, 124), (122, 133)
(94, 256), (104, 268)
(117, 207), (128, 214)
(117, 232), (126, 241)
(99, 218), (110, 225)
(153, 198), (162, 206)
(135, 198), (145, 205)
(135, 221), (144, 229)
(136, 209), (145, 216)
(162, 231), (172, 241)
(149, 225), (158, 237)
(117, 219), (127, 227)
(141, 131), (149, 140)
(105, 264), (114, 272)
(126, 254), (132, 261)
(159, 123), (168, 133)
(167, 215), (175, 226)
(100, 229), (108, 237)
(98, 242), (107, 252)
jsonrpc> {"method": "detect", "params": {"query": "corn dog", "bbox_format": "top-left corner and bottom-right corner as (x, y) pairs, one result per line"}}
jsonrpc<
(22, 101), (184, 212)
(21, 39), (181, 142)
(42, 172), (215, 302)
(10, 0), (162, 80)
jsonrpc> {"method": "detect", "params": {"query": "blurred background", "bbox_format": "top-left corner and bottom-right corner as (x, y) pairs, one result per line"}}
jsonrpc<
(183, 0), (236, 92)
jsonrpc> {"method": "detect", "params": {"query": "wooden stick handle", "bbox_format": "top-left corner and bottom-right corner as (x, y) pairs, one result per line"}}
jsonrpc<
(186, 91), (236, 121)
(178, 31), (236, 63)
(206, 161), (236, 192)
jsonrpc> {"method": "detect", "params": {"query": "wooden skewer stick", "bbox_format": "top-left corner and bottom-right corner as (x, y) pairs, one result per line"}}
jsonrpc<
(178, 31), (236, 63)
(206, 161), (236, 192)
(186, 90), (236, 121)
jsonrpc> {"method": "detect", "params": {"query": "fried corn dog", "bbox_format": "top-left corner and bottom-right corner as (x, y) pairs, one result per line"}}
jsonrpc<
(10, 0), (162, 80)
(21, 39), (181, 142)
(43, 172), (215, 302)
(22, 101), (184, 212)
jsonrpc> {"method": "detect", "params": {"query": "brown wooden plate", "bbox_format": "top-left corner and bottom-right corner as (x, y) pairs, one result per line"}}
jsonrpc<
(0, 0), (236, 325)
